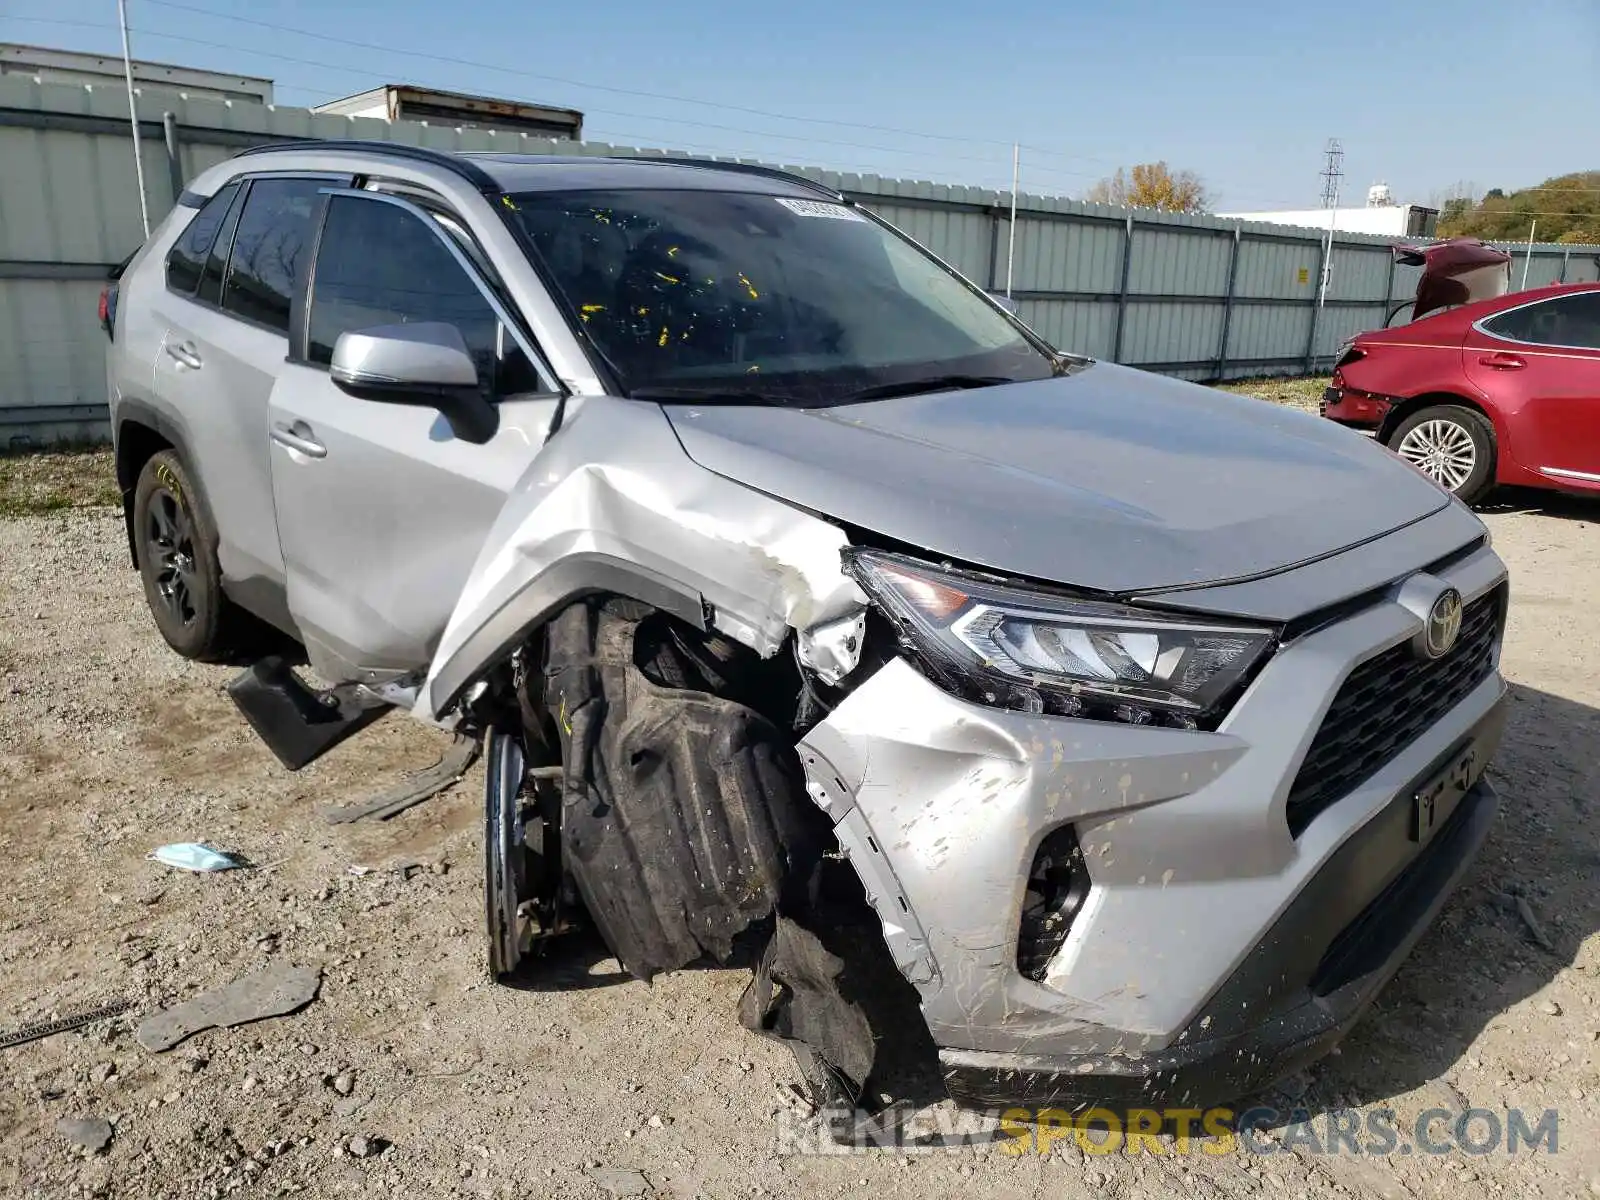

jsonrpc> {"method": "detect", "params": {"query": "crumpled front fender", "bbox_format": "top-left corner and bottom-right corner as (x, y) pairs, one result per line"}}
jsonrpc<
(418, 398), (867, 721)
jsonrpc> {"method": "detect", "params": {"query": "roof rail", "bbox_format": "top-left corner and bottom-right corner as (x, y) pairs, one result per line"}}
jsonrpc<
(231, 141), (844, 200)
(636, 157), (843, 199)
(231, 139), (502, 193)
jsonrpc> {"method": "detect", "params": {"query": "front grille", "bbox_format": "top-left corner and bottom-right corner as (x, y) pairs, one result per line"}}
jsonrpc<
(1286, 584), (1503, 836)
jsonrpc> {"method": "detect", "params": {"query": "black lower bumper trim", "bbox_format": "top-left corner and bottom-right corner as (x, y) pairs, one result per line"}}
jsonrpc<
(941, 773), (1499, 1112)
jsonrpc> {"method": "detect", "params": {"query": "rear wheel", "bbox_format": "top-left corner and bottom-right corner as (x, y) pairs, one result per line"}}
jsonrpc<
(132, 450), (241, 660)
(1387, 405), (1495, 504)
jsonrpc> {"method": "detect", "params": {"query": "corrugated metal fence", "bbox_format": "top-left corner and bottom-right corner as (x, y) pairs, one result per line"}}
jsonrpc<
(3, 76), (1598, 444)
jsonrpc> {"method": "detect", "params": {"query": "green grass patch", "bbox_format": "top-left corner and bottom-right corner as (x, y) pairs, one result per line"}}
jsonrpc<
(1216, 376), (1330, 414)
(0, 447), (120, 517)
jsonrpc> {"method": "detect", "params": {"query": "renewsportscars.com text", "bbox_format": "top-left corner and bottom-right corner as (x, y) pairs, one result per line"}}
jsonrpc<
(777, 1104), (1562, 1157)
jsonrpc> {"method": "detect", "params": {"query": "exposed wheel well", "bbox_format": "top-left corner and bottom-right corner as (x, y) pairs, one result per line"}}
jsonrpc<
(115, 420), (174, 567)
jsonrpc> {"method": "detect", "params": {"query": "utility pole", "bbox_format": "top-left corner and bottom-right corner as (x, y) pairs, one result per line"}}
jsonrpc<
(1005, 143), (1019, 299)
(117, 0), (151, 236)
(1316, 137), (1344, 309)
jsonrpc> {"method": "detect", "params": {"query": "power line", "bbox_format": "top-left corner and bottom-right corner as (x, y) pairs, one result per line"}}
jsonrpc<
(134, 0), (1013, 150)
(133, 0), (1127, 174)
(2, 18), (1028, 185)
(9, 15), (1054, 177)
(3, 9), (1131, 184)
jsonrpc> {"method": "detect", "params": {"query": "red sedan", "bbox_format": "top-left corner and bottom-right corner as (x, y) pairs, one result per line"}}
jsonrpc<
(1323, 281), (1600, 504)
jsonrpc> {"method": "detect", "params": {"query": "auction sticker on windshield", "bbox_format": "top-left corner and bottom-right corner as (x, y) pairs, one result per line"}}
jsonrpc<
(776, 198), (866, 221)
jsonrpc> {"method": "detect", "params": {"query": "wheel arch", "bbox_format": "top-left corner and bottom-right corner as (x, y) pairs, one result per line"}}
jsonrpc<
(1377, 392), (1500, 462)
(115, 404), (181, 567)
(424, 552), (711, 719)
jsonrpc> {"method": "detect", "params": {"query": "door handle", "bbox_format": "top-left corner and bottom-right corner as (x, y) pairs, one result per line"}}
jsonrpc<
(270, 421), (327, 459)
(1478, 352), (1526, 370)
(165, 340), (202, 369)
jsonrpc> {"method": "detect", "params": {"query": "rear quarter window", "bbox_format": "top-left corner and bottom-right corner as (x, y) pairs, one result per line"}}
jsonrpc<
(165, 182), (241, 295)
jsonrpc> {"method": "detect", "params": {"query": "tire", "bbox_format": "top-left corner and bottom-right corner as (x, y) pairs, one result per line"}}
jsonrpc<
(132, 450), (241, 661)
(1386, 405), (1495, 504)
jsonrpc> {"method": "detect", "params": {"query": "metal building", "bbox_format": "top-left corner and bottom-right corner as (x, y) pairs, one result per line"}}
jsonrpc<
(1218, 204), (1440, 238)
(312, 85), (583, 140)
(0, 42), (273, 106)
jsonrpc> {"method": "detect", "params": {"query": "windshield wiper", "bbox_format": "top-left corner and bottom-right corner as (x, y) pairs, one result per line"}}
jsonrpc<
(838, 374), (1014, 403)
(627, 385), (808, 405)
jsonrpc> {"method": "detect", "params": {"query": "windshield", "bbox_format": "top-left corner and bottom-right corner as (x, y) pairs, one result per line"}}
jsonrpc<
(505, 188), (1057, 404)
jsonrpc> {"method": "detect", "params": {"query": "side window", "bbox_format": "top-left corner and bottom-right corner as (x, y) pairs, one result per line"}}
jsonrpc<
(165, 182), (240, 295)
(307, 195), (542, 394)
(1483, 293), (1600, 350)
(223, 178), (324, 335)
(195, 184), (247, 307)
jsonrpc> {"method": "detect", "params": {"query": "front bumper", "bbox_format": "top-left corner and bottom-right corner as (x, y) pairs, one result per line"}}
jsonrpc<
(799, 537), (1507, 1109)
(941, 770), (1499, 1109)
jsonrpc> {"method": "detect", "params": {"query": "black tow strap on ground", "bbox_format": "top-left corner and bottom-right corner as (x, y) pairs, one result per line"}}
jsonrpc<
(543, 599), (876, 1103)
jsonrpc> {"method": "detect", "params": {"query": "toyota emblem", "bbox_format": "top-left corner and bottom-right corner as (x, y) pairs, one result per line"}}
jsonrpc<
(1422, 587), (1464, 659)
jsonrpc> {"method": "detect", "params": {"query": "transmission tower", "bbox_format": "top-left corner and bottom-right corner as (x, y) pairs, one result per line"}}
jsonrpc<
(1316, 138), (1344, 310)
(1318, 138), (1345, 209)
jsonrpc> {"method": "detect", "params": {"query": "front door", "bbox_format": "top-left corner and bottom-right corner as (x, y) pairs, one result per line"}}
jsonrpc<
(1464, 291), (1600, 483)
(266, 189), (563, 683)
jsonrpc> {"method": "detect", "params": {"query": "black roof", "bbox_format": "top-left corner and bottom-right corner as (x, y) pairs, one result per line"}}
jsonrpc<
(234, 140), (841, 199)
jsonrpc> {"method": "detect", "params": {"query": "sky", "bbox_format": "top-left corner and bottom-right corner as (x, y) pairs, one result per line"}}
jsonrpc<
(3, 0), (1597, 212)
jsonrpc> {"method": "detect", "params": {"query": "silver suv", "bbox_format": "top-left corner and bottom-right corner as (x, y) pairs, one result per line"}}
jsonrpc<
(106, 141), (1509, 1116)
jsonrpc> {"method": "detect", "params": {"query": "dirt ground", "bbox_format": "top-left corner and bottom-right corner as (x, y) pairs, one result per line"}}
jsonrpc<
(2, 464), (1599, 1197)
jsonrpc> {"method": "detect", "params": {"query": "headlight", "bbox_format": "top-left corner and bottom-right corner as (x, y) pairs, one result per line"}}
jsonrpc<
(845, 550), (1277, 728)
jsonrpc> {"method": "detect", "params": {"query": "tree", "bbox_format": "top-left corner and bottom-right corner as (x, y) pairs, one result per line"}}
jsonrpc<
(1437, 171), (1600, 245)
(1425, 179), (1479, 212)
(1086, 162), (1210, 212)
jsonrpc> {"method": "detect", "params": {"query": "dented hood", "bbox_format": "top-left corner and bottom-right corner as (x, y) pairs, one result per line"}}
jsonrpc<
(664, 363), (1451, 594)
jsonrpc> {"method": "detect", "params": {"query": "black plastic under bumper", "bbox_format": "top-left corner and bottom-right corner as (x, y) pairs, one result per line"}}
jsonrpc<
(942, 772), (1500, 1112)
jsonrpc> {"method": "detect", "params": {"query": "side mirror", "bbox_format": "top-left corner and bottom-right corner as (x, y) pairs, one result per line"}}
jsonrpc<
(987, 292), (1019, 315)
(330, 322), (499, 445)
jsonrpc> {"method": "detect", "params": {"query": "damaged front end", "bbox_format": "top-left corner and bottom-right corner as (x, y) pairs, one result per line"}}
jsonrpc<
(429, 399), (888, 1106)
(424, 394), (1504, 1121)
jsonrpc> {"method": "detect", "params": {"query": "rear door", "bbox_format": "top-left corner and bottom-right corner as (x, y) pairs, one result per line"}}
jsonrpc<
(1464, 292), (1600, 483)
(266, 188), (564, 683)
(150, 174), (339, 627)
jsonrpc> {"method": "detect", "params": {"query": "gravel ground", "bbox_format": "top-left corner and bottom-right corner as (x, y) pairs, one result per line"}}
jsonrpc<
(1, 485), (1598, 1199)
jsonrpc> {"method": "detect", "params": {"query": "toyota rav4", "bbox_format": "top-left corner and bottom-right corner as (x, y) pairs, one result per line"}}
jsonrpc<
(104, 141), (1510, 1115)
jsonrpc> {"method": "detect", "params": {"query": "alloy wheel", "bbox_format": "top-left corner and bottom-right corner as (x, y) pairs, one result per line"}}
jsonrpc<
(1396, 418), (1477, 493)
(146, 489), (198, 626)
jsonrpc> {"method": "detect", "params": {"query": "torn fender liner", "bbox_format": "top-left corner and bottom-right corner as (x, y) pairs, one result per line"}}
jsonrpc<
(738, 916), (876, 1106)
(544, 600), (875, 1097)
(545, 600), (819, 974)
